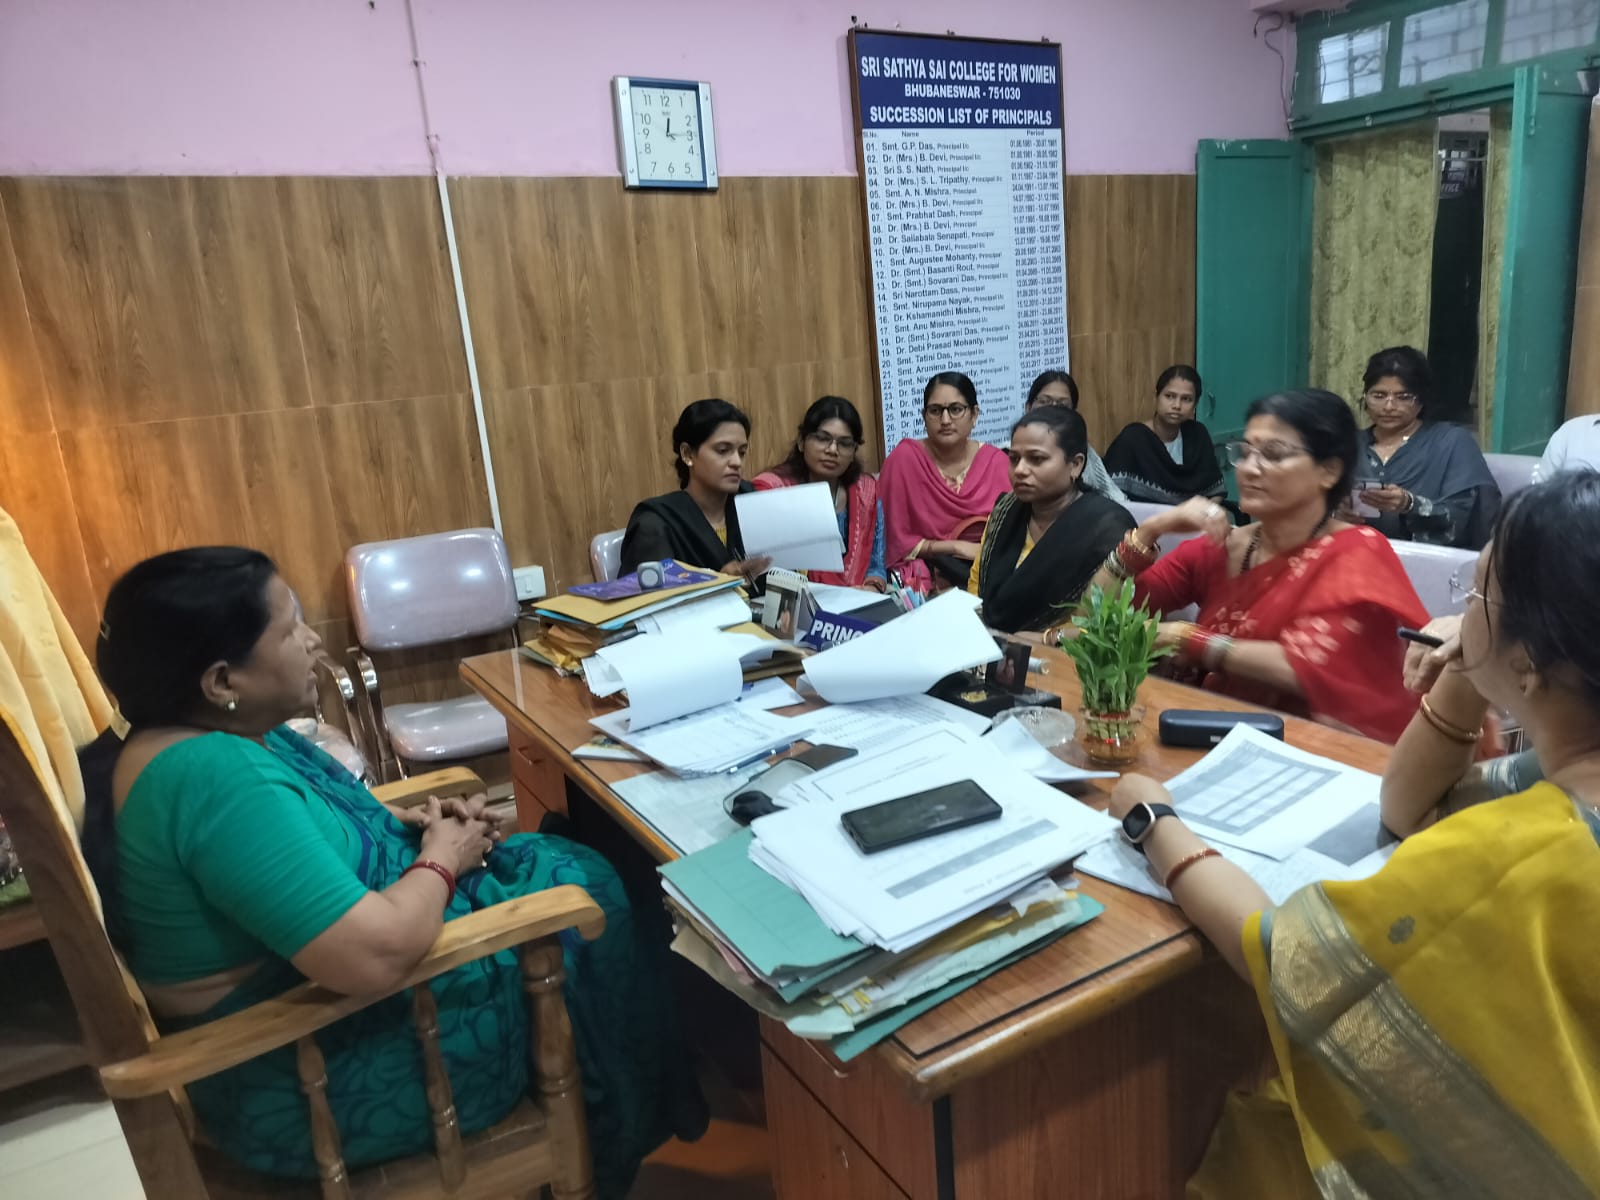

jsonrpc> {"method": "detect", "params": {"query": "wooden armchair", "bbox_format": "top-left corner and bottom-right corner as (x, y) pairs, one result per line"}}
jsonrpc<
(0, 713), (602, 1200)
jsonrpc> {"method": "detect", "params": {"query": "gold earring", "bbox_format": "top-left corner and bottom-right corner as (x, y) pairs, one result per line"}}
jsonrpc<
(226, 698), (238, 713)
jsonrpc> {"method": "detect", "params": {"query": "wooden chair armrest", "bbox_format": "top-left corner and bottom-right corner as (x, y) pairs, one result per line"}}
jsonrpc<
(98, 884), (604, 1100)
(370, 767), (485, 809)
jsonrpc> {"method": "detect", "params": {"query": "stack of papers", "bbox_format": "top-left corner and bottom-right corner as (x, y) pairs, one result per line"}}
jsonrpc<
(660, 830), (1104, 1061)
(590, 703), (811, 777)
(751, 723), (1116, 951)
(1077, 725), (1399, 904)
(521, 564), (750, 671)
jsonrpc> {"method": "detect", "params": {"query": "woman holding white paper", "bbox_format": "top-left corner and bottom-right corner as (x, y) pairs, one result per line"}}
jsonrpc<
(966, 406), (1133, 633)
(754, 396), (888, 592)
(621, 399), (773, 581)
(1107, 475), (1600, 1196)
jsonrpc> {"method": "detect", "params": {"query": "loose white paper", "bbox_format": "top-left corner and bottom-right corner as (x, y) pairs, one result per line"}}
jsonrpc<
(588, 631), (775, 731)
(809, 583), (888, 615)
(981, 717), (1117, 785)
(1155, 725), (1383, 860)
(735, 483), (845, 572)
(1078, 803), (1398, 906)
(801, 590), (1001, 704)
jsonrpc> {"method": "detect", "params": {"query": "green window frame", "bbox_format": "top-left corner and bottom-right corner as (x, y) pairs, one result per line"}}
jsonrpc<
(1293, 0), (1600, 136)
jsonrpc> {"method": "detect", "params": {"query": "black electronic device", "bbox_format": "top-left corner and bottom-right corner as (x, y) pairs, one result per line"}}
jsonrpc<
(724, 743), (858, 826)
(1157, 709), (1285, 748)
(840, 779), (1002, 855)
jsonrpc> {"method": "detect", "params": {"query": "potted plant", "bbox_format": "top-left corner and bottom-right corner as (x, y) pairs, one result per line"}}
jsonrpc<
(1058, 579), (1171, 765)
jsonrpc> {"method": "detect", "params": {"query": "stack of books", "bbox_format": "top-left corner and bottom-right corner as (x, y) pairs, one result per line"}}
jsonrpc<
(521, 561), (753, 672)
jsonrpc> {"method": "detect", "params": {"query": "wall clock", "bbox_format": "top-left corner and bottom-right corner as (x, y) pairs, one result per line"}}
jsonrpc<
(612, 76), (719, 190)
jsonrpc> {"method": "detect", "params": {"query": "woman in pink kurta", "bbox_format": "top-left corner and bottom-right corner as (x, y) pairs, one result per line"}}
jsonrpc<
(879, 372), (1012, 592)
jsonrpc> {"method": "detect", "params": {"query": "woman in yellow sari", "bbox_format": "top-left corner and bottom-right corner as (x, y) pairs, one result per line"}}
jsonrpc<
(1110, 472), (1600, 1197)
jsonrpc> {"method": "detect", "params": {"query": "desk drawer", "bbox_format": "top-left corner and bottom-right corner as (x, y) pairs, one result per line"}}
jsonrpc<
(763, 1044), (911, 1200)
(507, 724), (568, 825)
(761, 1019), (938, 1199)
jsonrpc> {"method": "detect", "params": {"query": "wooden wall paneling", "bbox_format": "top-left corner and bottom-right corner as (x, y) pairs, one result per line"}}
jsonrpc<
(171, 177), (309, 416)
(724, 179), (814, 368)
(480, 386), (562, 581)
(0, 188), (52, 435)
(275, 177), (467, 407)
(57, 409), (345, 624)
(454, 177), (647, 390)
(445, 178), (527, 393)
(315, 392), (493, 552)
(628, 189), (713, 379)
(798, 179), (873, 366)
(0, 178), (298, 429)
(494, 377), (676, 587)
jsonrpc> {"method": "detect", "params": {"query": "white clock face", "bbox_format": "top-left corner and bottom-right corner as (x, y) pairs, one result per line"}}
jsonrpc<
(631, 86), (703, 183)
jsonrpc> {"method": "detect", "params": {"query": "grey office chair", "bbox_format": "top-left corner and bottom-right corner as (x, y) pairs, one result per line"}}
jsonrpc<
(344, 528), (521, 782)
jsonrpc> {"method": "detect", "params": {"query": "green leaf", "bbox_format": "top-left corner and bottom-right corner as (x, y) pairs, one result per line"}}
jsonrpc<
(1063, 582), (1165, 715)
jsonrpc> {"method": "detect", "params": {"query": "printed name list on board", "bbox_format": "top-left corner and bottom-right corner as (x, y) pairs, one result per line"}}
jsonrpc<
(850, 31), (1069, 449)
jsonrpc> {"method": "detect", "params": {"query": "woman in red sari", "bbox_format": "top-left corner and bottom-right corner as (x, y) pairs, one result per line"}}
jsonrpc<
(879, 372), (1012, 592)
(1083, 389), (1428, 743)
(753, 396), (888, 591)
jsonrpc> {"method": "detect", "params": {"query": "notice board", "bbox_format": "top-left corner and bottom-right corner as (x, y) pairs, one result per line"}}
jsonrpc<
(849, 29), (1069, 448)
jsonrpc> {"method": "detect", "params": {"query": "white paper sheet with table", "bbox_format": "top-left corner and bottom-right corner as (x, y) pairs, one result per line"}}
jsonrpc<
(800, 590), (1000, 703)
(734, 482), (845, 572)
(1077, 724), (1399, 902)
(752, 723), (1116, 950)
(1153, 724), (1381, 859)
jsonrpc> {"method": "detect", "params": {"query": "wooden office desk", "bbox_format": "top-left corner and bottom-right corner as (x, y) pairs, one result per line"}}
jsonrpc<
(462, 646), (1392, 1198)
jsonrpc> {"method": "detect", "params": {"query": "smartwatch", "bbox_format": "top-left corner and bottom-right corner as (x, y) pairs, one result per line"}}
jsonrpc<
(1121, 802), (1177, 855)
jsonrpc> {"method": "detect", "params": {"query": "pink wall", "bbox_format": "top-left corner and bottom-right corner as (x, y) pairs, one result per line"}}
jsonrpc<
(0, 0), (1290, 176)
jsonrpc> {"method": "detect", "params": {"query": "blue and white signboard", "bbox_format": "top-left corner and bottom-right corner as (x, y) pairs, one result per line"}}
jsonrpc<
(850, 31), (1069, 447)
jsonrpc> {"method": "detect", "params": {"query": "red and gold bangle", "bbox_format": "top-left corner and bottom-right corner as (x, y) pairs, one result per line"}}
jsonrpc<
(1114, 531), (1159, 576)
(1163, 848), (1221, 891)
(403, 858), (457, 897)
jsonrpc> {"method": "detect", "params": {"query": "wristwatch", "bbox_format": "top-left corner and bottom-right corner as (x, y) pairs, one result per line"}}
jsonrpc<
(1121, 802), (1177, 855)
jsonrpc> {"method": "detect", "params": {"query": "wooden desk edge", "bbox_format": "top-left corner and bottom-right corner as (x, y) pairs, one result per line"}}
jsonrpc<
(880, 927), (1211, 1103)
(460, 658), (680, 863)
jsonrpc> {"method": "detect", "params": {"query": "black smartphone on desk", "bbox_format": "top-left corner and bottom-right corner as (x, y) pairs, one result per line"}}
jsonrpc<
(840, 780), (1002, 855)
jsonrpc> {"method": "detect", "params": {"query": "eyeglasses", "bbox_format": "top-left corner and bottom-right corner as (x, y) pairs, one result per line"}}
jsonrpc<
(1224, 440), (1309, 468)
(1448, 567), (1495, 607)
(1364, 390), (1419, 409)
(806, 431), (859, 453)
(924, 402), (973, 420)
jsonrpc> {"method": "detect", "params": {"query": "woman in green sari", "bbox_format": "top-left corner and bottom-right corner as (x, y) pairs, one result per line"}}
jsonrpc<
(81, 548), (705, 1198)
(1110, 475), (1600, 1196)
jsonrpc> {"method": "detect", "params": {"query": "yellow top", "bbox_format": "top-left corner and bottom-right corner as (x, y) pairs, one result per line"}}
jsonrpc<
(1192, 782), (1600, 1196)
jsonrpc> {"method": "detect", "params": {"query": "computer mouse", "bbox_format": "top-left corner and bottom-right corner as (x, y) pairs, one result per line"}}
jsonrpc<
(727, 788), (783, 826)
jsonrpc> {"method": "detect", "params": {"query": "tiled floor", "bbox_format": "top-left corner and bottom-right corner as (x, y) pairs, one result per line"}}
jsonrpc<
(0, 1065), (774, 1200)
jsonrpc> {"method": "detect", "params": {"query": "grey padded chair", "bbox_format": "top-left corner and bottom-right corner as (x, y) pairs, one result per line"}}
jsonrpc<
(344, 528), (520, 782)
(589, 528), (626, 583)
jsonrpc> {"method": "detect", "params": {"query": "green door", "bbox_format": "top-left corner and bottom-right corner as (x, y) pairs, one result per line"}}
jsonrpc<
(1491, 66), (1595, 454)
(1196, 140), (1313, 442)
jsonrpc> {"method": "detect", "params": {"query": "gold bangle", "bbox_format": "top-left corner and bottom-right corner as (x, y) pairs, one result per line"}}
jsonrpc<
(1163, 847), (1221, 891)
(909, 539), (927, 561)
(1419, 696), (1481, 745)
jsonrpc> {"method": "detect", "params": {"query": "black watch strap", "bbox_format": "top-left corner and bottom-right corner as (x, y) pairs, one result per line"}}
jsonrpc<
(1122, 802), (1177, 854)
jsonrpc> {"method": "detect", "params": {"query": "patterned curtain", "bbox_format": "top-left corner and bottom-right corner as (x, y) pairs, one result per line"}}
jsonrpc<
(1477, 106), (1512, 442)
(1309, 123), (1441, 407)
